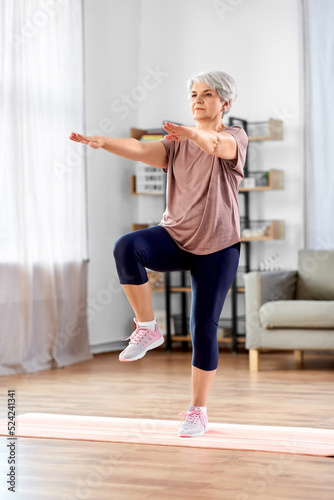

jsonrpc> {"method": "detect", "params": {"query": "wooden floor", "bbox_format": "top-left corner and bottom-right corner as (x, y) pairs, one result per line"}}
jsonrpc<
(0, 347), (334, 500)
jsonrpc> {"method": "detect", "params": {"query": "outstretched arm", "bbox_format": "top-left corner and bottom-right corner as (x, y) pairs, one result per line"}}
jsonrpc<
(163, 121), (237, 160)
(69, 132), (167, 169)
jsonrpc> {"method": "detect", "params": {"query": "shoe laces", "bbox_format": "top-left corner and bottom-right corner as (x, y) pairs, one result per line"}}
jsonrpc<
(179, 409), (206, 426)
(122, 318), (156, 344)
(122, 324), (149, 345)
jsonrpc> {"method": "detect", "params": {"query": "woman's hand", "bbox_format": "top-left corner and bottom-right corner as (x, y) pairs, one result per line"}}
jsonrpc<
(162, 122), (196, 142)
(69, 132), (105, 149)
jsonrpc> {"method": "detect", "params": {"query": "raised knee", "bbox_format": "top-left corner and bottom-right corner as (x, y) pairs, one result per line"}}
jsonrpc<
(113, 233), (134, 261)
(113, 238), (121, 261)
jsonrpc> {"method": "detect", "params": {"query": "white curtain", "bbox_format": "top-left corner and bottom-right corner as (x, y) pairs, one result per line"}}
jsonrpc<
(0, 0), (92, 374)
(301, 0), (334, 249)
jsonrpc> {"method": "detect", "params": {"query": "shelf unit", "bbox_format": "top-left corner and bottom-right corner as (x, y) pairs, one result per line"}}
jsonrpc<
(228, 116), (284, 352)
(129, 119), (284, 353)
(162, 118), (285, 352)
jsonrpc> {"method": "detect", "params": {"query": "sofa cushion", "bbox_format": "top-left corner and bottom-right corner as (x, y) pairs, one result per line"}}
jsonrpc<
(259, 301), (334, 329)
(260, 271), (297, 303)
(296, 250), (334, 300)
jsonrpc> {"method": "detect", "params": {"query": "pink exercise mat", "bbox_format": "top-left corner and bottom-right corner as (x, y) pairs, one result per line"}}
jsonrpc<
(0, 413), (333, 456)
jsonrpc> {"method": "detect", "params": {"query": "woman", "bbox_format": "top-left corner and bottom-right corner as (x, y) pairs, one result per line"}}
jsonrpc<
(69, 70), (248, 438)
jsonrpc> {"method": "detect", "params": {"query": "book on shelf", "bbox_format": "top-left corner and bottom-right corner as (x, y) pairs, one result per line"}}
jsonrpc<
(145, 128), (164, 135)
(139, 134), (164, 141)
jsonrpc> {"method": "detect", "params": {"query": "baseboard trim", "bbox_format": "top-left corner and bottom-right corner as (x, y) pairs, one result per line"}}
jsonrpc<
(90, 339), (124, 354)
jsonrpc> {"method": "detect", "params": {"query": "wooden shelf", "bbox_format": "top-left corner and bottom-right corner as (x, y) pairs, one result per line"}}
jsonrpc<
(241, 220), (285, 241)
(132, 223), (151, 232)
(130, 126), (164, 196)
(130, 127), (146, 140)
(239, 170), (284, 192)
(247, 118), (283, 141)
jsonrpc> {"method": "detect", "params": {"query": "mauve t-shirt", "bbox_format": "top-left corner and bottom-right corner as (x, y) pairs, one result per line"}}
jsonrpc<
(158, 125), (248, 255)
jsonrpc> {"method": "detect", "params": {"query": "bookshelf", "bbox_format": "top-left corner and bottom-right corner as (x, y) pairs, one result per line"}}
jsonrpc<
(228, 116), (284, 351)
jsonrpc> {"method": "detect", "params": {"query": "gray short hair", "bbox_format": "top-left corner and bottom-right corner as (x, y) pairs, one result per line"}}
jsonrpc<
(187, 70), (237, 117)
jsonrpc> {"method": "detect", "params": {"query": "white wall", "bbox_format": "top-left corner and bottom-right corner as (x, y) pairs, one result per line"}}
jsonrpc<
(84, 0), (304, 350)
(84, 0), (142, 351)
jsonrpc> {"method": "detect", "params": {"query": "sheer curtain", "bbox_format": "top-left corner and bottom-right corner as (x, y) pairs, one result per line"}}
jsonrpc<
(0, 0), (92, 374)
(301, 0), (334, 249)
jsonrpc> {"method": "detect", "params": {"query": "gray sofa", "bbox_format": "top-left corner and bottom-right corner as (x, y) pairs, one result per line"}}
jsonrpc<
(244, 250), (334, 371)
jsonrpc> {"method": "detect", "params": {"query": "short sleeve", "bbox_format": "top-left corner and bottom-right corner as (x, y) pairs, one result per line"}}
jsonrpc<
(224, 127), (248, 176)
(159, 138), (174, 173)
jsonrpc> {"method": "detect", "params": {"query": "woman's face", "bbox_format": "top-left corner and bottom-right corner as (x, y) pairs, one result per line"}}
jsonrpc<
(190, 81), (223, 122)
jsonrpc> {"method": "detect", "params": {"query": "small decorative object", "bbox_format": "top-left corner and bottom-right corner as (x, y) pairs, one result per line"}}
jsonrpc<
(255, 171), (269, 187)
(147, 271), (165, 289)
(154, 310), (166, 335)
(247, 122), (271, 138)
(135, 162), (164, 194)
(242, 177), (256, 189)
(241, 224), (270, 238)
(259, 253), (281, 271)
(217, 327), (229, 338)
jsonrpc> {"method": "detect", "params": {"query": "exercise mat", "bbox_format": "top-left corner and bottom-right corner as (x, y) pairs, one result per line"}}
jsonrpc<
(0, 413), (333, 456)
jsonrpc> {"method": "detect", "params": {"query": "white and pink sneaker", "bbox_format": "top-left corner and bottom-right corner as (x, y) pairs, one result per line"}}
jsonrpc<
(178, 406), (208, 437)
(119, 318), (164, 362)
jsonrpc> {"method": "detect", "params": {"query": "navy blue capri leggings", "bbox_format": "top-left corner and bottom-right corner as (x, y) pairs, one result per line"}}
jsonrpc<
(113, 226), (240, 371)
